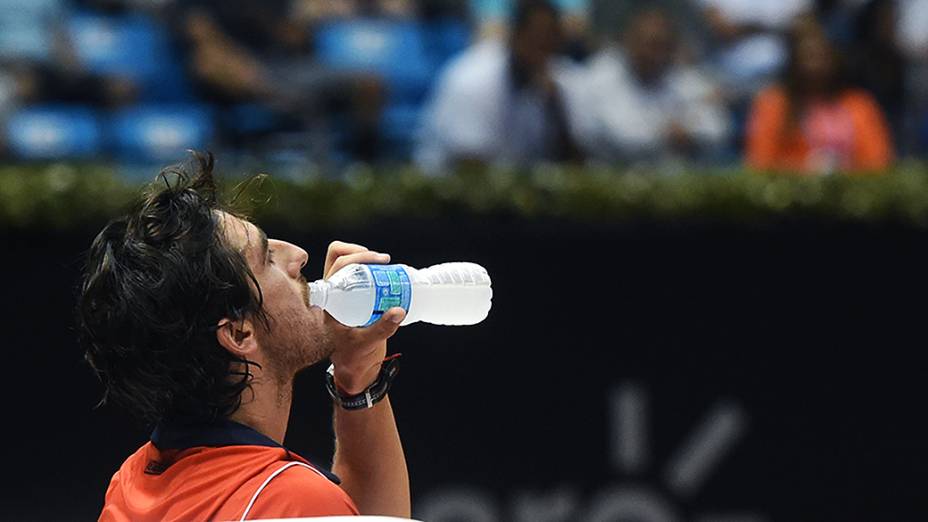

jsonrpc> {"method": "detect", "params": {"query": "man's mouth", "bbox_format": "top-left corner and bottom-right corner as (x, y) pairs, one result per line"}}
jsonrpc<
(299, 275), (310, 308)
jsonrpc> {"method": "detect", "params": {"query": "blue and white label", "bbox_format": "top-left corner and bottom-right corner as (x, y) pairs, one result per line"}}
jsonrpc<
(364, 264), (412, 327)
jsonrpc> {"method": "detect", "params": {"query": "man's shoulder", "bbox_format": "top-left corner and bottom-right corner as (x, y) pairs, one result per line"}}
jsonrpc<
(103, 442), (282, 499)
(101, 442), (353, 520)
(585, 47), (635, 88)
(108, 440), (156, 479)
(438, 40), (508, 91)
(243, 462), (359, 518)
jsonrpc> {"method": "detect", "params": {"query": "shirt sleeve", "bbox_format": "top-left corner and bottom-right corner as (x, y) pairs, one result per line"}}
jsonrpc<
(243, 465), (360, 519)
(98, 471), (124, 522)
(746, 87), (788, 170)
(848, 91), (894, 172)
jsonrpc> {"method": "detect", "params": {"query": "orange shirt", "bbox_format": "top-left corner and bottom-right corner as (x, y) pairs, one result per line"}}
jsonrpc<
(746, 86), (893, 174)
(99, 420), (359, 521)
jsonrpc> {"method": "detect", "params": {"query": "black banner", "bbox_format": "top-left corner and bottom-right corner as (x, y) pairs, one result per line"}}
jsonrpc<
(6, 217), (926, 521)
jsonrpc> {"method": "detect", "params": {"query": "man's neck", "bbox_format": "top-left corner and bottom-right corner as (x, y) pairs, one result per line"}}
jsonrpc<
(228, 373), (293, 445)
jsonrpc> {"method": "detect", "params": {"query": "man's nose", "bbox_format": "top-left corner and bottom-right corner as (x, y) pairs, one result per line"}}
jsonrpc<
(282, 242), (308, 279)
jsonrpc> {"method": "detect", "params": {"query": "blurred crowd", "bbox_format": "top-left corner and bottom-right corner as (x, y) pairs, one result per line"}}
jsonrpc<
(0, 0), (927, 175)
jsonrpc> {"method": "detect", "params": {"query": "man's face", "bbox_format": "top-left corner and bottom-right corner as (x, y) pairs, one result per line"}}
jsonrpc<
(219, 212), (333, 379)
(795, 32), (836, 89)
(625, 11), (676, 84)
(512, 9), (562, 75)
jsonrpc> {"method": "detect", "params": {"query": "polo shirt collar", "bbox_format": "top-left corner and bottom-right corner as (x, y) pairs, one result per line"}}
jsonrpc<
(151, 419), (341, 484)
(152, 419), (282, 451)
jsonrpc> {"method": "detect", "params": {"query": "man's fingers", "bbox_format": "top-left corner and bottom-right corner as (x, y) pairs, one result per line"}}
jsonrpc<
(326, 251), (391, 279)
(324, 240), (368, 275)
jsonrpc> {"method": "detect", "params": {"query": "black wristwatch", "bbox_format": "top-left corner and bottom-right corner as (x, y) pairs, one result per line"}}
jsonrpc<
(325, 356), (401, 410)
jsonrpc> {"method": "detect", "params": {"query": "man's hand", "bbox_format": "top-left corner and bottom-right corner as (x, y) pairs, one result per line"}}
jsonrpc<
(323, 241), (406, 394)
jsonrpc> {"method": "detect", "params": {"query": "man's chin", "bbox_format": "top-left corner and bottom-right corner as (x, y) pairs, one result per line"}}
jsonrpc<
(294, 342), (336, 375)
(303, 326), (336, 369)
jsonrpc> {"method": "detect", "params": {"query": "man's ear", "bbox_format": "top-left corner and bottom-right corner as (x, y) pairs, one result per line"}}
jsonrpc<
(216, 317), (258, 357)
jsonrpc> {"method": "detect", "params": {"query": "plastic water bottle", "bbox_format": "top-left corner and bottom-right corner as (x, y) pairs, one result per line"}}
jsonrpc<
(307, 263), (492, 327)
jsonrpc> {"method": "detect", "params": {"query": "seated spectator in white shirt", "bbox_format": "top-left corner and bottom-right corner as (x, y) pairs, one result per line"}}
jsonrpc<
(416, 0), (582, 174)
(899, 0), (928, 57)
(898, 0), (928, 153)
(572, 7), (731, 165)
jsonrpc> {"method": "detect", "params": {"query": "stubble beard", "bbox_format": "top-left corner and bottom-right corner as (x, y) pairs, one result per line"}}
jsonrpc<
(260, 305), (335, 386)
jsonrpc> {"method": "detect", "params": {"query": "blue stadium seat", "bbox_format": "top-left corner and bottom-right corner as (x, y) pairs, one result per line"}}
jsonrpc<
(0, 0), (63, 61)
(0, 0), (61, 17)
(314, 19), (432, 102)
(423, 18), (472, 71)
(381, 102), (423, 160)
(222, 104), (282, 137)
(470, 0), (589, 20)
(0, 24), (53, 62)
(67, 12), (193, 102)
(5, 105), (102, 159)
(108, 105), (214, 162)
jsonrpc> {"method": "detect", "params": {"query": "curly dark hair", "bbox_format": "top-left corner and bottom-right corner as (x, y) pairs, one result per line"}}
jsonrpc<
(77, 152), (266, 426)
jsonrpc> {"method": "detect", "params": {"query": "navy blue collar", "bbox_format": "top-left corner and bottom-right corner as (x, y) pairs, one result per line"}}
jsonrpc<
(151, 419), (340, 484)
(152, 419), (283, 451)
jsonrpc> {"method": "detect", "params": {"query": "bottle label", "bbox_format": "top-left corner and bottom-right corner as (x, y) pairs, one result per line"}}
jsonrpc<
(364, 265), (412, 327)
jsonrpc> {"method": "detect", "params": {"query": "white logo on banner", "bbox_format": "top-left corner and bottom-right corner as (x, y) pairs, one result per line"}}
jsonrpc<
(416, 383), (766, 522)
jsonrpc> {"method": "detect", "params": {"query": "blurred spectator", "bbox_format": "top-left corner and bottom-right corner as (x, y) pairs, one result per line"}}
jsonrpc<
(416, 0), (581, 173)
(589, 0), (710, 58)
(0, 0), (143, 157)
(898, 0), (928, 154)
(569, 7), (731, 165)
(470, 0), (592, 60)
(850, 0), (907, 147)
(746, 17), (893, 173)
(697, 0), (812, 98)
(815, 0), (869, 46)
(0, 0), (921, 167)
(0, 0), (139, 110)
(12, 63), (136, 108)
(898, 0), (928, 57)
(294, 0), (416, 20)
(173, 0), (399, 160)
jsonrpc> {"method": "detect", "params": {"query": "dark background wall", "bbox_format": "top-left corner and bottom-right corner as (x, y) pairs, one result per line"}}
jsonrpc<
(5, 216), (927, 521)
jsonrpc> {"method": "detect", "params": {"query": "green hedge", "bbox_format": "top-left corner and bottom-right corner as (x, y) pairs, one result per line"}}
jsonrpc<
(3, 162), (928, 229)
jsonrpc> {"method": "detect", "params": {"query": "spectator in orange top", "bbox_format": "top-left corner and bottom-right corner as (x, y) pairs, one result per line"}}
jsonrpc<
(746, 16), (893, 174)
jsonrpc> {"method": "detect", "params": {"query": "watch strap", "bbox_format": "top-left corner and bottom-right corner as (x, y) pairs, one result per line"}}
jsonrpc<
(326, 355), (401, 410)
